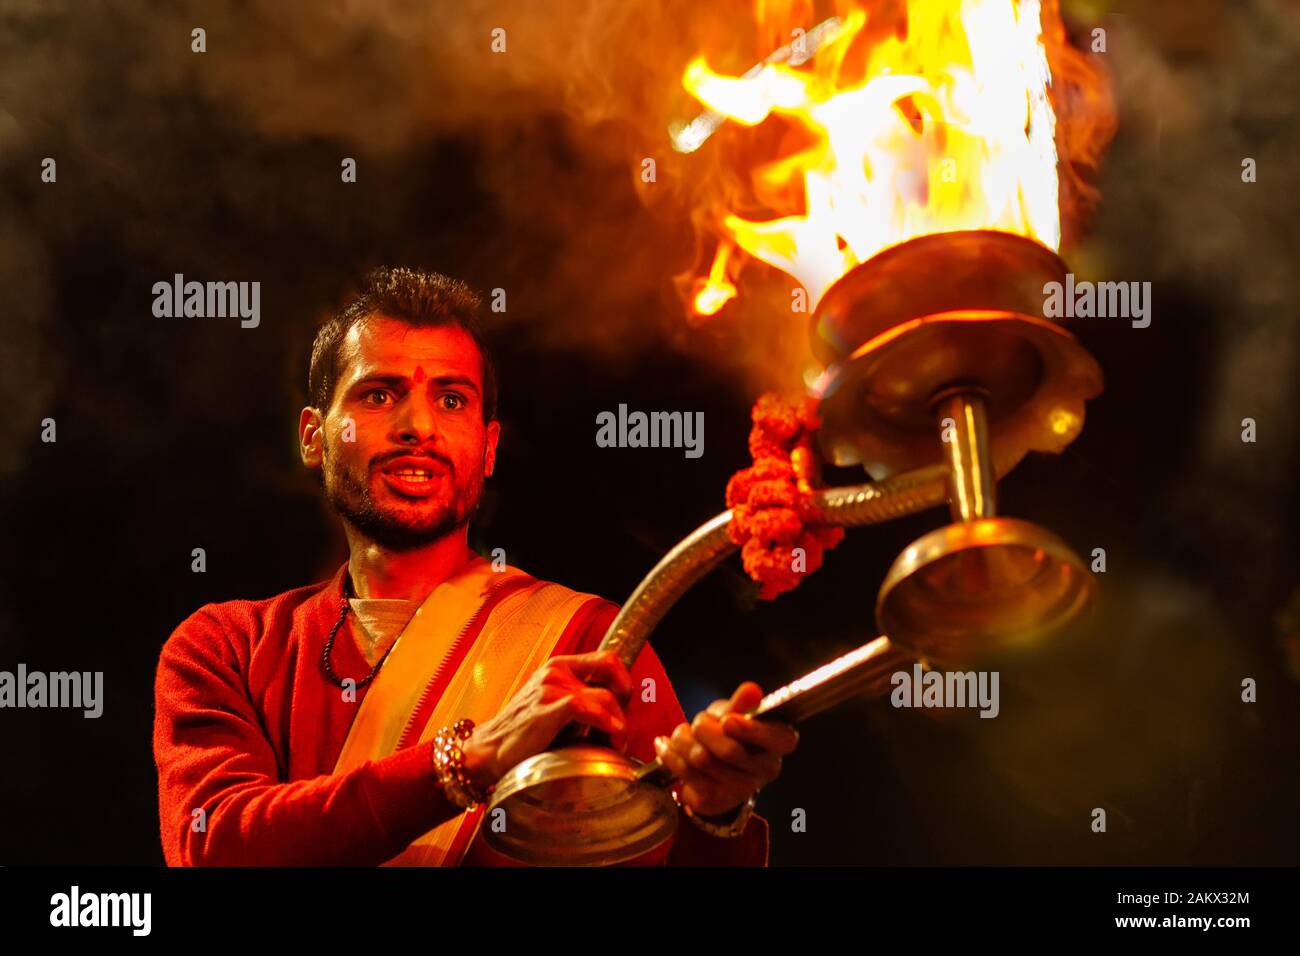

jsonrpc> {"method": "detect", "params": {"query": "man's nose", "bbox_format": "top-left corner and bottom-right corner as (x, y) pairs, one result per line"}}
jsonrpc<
(393, 393), (442, 445)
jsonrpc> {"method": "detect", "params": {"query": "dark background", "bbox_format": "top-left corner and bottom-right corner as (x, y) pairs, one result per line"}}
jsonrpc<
(1, 0), (1298, 865)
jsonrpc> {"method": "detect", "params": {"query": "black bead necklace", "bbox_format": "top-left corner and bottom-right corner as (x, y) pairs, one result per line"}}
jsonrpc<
(321, 590), (397, 690)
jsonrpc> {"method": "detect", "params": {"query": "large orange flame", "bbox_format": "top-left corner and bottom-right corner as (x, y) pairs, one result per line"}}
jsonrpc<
(682, 0), (1101, 316)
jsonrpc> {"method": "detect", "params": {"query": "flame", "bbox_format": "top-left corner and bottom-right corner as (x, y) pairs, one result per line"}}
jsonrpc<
(683, 0), (1069, 314)
(692, 239), (739, 316)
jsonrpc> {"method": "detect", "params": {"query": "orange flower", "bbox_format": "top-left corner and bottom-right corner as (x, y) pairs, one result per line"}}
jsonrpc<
(726, 393), (844, 599)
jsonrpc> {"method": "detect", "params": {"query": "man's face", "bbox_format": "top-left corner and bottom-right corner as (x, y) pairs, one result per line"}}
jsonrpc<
(300, 315), (500, 551)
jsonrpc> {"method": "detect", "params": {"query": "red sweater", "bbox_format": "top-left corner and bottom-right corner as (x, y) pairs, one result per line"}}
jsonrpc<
(153, 563), (769, 866)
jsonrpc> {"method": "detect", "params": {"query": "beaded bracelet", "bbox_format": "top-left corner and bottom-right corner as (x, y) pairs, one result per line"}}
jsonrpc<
(431, 718), (494, 811)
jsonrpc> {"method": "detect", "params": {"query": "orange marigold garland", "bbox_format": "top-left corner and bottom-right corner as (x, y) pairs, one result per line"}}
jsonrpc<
(725, 393), (845, 600)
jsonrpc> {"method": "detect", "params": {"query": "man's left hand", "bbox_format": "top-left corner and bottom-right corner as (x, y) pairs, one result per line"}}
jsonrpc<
(653, 681), (799, 819)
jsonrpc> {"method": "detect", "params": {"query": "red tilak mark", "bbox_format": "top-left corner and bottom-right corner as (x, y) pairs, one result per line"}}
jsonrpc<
(412, 366), (427, 385)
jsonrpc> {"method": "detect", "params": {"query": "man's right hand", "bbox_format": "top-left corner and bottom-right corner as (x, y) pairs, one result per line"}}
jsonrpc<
(460, 650), (634, 791)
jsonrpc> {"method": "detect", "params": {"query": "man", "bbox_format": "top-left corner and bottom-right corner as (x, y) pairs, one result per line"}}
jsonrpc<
(153, 266), (799, 866)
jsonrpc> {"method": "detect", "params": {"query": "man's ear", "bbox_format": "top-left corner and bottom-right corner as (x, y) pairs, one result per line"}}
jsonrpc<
(300, 407), (325, 469)
(483, 419), (501, 478)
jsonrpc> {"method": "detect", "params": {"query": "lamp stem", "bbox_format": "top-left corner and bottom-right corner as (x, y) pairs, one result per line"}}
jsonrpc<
(936, 390), (997, 523)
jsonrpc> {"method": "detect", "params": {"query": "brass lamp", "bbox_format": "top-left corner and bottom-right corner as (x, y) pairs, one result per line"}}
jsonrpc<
(482, 229), (1103, 865)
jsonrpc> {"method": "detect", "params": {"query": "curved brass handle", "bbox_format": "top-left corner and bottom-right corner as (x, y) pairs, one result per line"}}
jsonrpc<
(598, 464), (950, 669)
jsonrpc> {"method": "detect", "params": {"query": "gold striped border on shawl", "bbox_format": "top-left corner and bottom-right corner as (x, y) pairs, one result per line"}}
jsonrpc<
(384, 582), (599, 866)
(333, 555), (516, 768)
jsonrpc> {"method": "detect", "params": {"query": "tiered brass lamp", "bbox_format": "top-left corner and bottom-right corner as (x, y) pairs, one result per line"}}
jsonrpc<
(483, 229), (1104, 865)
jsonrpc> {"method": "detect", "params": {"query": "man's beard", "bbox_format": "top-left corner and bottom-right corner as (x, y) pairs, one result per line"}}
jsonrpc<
(320, 439), (484, 552)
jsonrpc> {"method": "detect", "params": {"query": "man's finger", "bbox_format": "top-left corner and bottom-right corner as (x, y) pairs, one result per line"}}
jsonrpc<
(729, 681), (764, 712)
(693, 712), (762, 773)
(667, 721), (698, 761)
(574, 685), (624, 718)
(656, 734), (729, 787)
(705, 698), (732, 719)
(687, 753), (758, 796)
(666, 724), (726, 780)
(654, 735), (690, 778)
(697, 714), (782, 785)
(561, 651), (634, 700)
(722, 713), (799, 755)
(705, 680), (763, 721)
(564, 692), (627, 743)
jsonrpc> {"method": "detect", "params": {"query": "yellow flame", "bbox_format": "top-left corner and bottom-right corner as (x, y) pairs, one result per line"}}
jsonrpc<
(692, 239), (739, 316)
(683, 0), (1061, 312)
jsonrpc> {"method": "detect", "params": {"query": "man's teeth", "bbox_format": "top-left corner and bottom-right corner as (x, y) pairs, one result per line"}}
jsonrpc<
(393, 469), (433, 481)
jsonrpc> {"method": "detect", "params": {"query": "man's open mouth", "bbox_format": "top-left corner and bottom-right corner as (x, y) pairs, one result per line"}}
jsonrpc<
(378, 456), (449, 497)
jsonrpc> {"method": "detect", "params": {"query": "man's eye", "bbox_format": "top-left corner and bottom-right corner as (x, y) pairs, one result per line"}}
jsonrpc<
(363, 389), (392, 406)
(440, 393), (466, 411)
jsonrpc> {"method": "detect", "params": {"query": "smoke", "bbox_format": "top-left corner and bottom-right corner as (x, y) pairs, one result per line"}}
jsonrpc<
(0, 0), (869, 485)
(1097, 1), (1300, 486)
(0, 0), (1297, 465)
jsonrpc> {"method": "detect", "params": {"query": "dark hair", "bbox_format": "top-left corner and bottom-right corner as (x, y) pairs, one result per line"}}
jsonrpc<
(309, 266), (498, 421)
